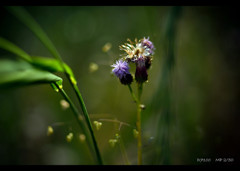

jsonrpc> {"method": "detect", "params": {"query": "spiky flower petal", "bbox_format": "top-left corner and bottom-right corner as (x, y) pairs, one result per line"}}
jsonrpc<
(111, 60), (133, 85)
(141, 37), (155, 55)
(111, 37), (154, 84)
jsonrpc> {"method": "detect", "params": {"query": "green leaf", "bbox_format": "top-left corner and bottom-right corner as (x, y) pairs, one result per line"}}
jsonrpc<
(0, 59), (62, 88)
(0, 37), (32, 62)
(0, 36), (75, 81)
(31, 56), (75, 78)
(0, 37), (74, 78)
(5, 7), (77, 83)
(31, 56), (64, 73)
(6, 6), (63, 63)
(31, 56), (76, 85)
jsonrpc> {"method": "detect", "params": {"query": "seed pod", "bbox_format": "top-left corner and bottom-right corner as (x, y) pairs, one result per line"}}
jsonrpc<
(66, 132), (73, 142)
(47, 126), (54, 136)
(109, 139), (118, 147)
(102, 42), (112, 52)
(133, 129), (139, 139)
(115, 133), (120, 139)
(89, 62), (99, 73)
(60, 99), (69, 110)
(79, 134), (86, 143)
(93, 121), (102, 130)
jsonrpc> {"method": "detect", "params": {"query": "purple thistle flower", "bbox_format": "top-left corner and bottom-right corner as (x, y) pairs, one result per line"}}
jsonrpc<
(111, 60), (133, 85)
(111, 60), (130, 79)
(112, 37), (155, 84)
(141, 37), (155, 55)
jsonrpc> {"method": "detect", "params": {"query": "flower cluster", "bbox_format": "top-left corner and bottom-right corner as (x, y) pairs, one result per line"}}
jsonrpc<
(111, 37), (155, 85)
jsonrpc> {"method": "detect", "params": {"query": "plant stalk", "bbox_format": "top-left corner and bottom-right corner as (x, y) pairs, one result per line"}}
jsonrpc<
(68, 78), (103, 165)
(127, 85), (139, 104)
(127, 84), (143, 165)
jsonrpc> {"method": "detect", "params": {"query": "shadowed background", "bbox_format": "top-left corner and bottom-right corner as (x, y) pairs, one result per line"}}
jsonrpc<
(0, 6), (239, 165)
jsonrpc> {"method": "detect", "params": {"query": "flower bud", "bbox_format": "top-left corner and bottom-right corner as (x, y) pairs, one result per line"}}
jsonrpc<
(139, 104), (146, 110)
(89, 62), (99, 73)
(79, 134), (86, 143)
(135, 66), (148, 83)
(66, 132), (73, 142)
(120, 73), (133, 85)
(109, 139), (118, 147)
(135, 56), (148, 83)
(133, 129), (139, 138)
(60, 99), (69, 110)
(145, 56), (152, 70)
(102, 42), (112, 52)
(115, 133), (120, 139)
(93, 121), (102, 130)
(47, 126), (54, 136)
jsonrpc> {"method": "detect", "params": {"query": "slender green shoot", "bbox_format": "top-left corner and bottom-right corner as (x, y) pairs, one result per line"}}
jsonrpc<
(71, 83), (103, 165)
(0, 37), (32, 62)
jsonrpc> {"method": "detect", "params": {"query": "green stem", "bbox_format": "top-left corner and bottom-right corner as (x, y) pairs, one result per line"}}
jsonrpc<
(127, 85), (139, 104)
(136, 104), (142, 165)
(137, 83), (143, 165)
(127, 84), (143, 165)
(70, 80), (103, 165)
(138, 83), (143, 100)
(53, 83), (93, 150)
(53, 83), (83, 129)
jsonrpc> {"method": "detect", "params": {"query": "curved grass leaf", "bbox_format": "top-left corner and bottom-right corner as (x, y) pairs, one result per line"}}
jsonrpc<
(31, 56), (74, 77)
(31, 56), (64, 72)
(5, 7), (77, 85)
(6, 6), (64, 64)
(0, 37), (74, 79)
(0, 59), (62, 88)
(0, 37), (32, 62)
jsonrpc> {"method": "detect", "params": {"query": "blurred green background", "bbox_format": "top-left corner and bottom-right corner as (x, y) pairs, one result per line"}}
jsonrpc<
(0, 6), (239, 165)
